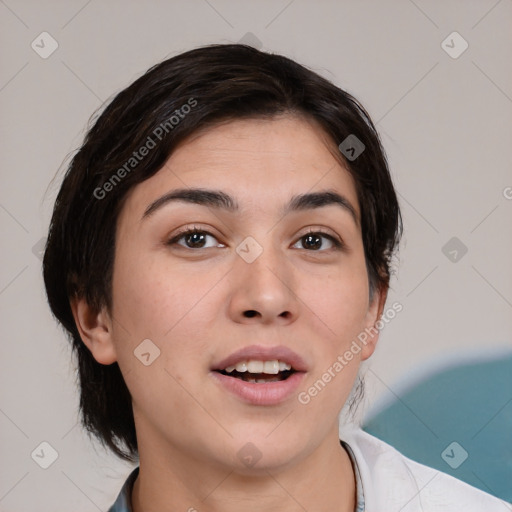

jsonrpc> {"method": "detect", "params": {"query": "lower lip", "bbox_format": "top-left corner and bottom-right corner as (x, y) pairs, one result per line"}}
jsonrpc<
(210, 371), (306, 406)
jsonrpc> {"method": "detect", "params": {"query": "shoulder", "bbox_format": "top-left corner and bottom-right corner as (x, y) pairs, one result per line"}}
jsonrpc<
(340, 427), (511, 512)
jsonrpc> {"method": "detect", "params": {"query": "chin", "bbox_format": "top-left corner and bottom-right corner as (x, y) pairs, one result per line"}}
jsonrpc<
(219, 430), (309, 474)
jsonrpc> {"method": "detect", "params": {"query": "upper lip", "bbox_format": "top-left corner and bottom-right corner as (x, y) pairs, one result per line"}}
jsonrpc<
(212, 345), (309, 372)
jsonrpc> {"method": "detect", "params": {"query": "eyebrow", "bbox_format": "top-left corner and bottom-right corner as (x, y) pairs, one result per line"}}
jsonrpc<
(142, 187), (359, 225)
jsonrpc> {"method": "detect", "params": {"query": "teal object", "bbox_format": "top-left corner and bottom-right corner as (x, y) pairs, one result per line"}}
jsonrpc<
(363, 354), (512, 502)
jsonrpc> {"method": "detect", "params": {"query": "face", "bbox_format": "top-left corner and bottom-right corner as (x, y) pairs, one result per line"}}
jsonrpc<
(79, 115), (384, 472)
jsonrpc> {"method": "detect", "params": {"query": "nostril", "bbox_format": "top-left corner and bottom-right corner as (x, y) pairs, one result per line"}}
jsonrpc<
(244, 310), (258, 318)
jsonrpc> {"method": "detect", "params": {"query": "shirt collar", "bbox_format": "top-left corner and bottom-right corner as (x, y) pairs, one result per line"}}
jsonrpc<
(342, 440), (366, 512)
(107, 466), (138, 512)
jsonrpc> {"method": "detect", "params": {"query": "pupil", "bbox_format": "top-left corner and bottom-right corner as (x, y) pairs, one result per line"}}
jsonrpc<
(304, 234), (321, 250)
(187, 232), (205, 248)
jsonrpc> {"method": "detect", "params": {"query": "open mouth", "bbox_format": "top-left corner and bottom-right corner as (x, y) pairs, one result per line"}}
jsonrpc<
(211, 352), (307, 404)
(216, 360), (297, 383)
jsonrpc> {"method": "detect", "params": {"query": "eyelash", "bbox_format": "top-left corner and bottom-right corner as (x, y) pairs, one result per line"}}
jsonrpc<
(166, 225), (344, 252)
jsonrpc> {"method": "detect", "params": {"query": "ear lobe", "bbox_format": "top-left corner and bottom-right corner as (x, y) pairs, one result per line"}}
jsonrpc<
(360, 285), (388, 361)
(70, 297), (117, 365)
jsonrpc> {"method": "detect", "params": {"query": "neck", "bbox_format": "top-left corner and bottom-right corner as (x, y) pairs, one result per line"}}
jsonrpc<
(131, 426), (356, 512)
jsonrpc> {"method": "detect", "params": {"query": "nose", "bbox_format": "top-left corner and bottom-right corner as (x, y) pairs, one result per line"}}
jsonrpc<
(227, 240), (298, 326)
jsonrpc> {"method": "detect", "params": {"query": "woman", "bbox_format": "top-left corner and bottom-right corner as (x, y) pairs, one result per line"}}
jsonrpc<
(43, 44), (508, 511)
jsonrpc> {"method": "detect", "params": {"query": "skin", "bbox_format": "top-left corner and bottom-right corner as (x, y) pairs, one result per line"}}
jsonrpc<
(72, 115), (386, 512)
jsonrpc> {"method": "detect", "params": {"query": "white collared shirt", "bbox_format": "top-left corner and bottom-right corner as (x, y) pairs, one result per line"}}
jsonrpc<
(340, 428), (511, 511)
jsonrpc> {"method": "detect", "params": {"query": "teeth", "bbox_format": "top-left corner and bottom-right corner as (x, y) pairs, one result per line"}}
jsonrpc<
(247, 360), (264, 373)
(235, 362), (248, 372)
(263, 360), (279, 374)
(245, 377), (281, 383)
(224, 359), (293, 374)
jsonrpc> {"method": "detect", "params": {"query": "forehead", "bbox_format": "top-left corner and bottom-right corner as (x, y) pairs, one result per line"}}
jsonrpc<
(121, 115), (359, 221)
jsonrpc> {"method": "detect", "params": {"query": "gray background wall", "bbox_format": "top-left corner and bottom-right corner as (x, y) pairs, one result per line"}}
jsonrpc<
(0, 0), (511, 510)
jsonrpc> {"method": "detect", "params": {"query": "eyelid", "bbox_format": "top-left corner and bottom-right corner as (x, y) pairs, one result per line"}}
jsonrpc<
(166, 224), (223, 247)
(300, 226), (342, 242)
(297, 227), (345, 250)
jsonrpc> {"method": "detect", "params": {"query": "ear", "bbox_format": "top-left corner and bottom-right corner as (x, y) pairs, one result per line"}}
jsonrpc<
(70, 296), (118, 365)
(360, 284), (388, 361)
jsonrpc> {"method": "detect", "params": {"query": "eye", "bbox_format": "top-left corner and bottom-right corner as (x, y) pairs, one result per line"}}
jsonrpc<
(167, 226), (225, 250)
(293, 230), (343, 251)
(166, 227), (343, 252)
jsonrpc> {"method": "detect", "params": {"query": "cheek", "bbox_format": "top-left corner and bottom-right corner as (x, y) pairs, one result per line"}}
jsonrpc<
(112, 249), (189, 335)
(297, 268), (368, 413)
(302, 259), (370, 345)
(111, 248), (220, 367)
(110, 253), (212, 410)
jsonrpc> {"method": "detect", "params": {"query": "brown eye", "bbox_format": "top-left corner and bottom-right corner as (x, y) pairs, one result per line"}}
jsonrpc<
(293, 231), (343, 251)
(167, 228), (224, 249)
(182, 231), (208, 248)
